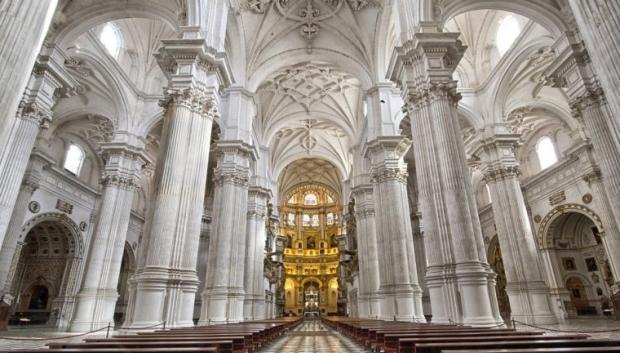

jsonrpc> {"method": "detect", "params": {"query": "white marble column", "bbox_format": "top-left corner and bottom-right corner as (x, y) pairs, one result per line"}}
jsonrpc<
(125, 90), (216, 328)
(200, 142), (253, 324)
(477, 130), (557, 324)
(243, 186), (270, 320)
(365, 137), (425, 322)
(568, 1), (620, 132)
(351, 184), (381, 319)
(0, 179), (38, 295)
(70, 144), (144, 331)
(390, 30), (502, 325)
(124, 35), (228, 328)
(0, 0), (58, 151)
(0, 46), (78, 261)
(546, 41), (620, 288)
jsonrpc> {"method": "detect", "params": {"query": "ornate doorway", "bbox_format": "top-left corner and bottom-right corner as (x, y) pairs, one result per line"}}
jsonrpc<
(5, 214), (83, 328)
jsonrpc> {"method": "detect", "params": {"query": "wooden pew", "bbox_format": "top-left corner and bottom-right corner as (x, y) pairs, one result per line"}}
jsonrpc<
(446, 348), (620, 353)
(413, 338), (620, 353)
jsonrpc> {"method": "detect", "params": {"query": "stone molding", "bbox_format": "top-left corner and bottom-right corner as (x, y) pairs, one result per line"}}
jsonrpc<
(214, 167), (250, 188)
(570, 84), (606, 118)
(159, 88), (219, 118)
(404, 81), (462, 110)
(100, 174), (138, 190)
(16, 100), (51, 128)
(483, 165), (520, 183)
(370, 165), (408, 184)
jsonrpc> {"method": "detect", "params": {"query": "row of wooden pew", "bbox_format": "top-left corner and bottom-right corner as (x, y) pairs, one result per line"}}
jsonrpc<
(322, 316), (620, 353)
(7, 317), (302, 353)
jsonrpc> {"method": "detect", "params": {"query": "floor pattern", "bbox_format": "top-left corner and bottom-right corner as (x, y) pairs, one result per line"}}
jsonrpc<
(259, 319), (369, 352)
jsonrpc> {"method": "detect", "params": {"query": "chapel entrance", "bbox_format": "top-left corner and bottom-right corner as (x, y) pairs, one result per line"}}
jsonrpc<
(9, 219), (80, 326)
(488, 236), (511, 320)
(543, 210), (614, 317)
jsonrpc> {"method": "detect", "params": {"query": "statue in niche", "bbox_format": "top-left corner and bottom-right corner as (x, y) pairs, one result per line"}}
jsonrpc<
(307, 237), (316, 249)
(330, 234), (338, 247)
(346, 198), (357, 251)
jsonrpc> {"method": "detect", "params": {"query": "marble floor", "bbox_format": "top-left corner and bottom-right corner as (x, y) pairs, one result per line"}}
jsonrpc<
(1, 317), (619, 351)
(260, 319), (369, 352)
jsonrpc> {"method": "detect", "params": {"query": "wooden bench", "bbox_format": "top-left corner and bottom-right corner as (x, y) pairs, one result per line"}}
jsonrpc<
(414, 338), (620, 353)
(446, 348), (620, 353)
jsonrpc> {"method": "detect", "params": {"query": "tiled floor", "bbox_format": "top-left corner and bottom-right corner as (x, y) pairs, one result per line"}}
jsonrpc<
(1, 317), (619, 352)
(260, 319), (369, 352)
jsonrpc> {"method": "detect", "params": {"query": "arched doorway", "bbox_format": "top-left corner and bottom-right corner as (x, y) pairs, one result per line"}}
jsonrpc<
(114, 242), (135, 326)
(540, 208), (614, 317)
(8, 217), (82, 326)
(488, 236), (511, 320)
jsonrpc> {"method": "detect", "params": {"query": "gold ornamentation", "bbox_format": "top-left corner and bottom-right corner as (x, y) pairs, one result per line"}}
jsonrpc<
(582, 193), (593, 204)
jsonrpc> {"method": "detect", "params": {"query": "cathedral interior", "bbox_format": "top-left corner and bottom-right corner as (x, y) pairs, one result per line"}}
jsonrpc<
(1, 0), (620, 351)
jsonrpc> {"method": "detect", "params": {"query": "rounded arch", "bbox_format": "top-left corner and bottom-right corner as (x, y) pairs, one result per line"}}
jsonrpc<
(18, 213), (84, 256)
(537, 204), (604, 250)
(300, 277), (323, 289)
(273, 155), (348, 185)
(439, 0), (567, 37)
(562, 272), (593, 288)
(247, 49), (374, 92)
(51, 2), (179, 48)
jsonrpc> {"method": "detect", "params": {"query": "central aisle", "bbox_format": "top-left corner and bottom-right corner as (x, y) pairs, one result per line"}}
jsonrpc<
(260, 319), (368, 352)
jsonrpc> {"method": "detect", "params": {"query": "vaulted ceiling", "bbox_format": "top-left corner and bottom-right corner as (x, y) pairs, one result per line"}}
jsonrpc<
(278, 158), (342, 200)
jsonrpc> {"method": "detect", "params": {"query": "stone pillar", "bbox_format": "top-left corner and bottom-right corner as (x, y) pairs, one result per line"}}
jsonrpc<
(70, 144), (145, 331)
(243, 186), (270, 320)
(124, 35), (228, 328)
(200, 142), (253, 324)
(568, 1), (620, 132)
(194, 213), (211, 319)
(365, 137), (425, 322)
(546, 40), (620, 288)
(0, 0), (58, 150)
(0, 179), (38, 294)
(351, 184), (381, 319)
(126, 90), (215, 328)
(477, 130), (557, 324)
(0, 46), (78, 260)
(390, 30), (502, 325)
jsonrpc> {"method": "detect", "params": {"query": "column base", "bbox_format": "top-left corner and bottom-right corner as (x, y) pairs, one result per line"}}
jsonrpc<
(123, 268), (198, 329)
(507, 281), (558, 325)
(69, 289), (118, 332)
(199, 286), (246, 325)
(456, 262), (504, 326)
(378, 284), (425, 322)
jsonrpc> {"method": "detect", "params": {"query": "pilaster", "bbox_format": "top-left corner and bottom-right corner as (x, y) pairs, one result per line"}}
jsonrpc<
(476, 127), (557, 324)
(364, 136), (425, 322)
(200, 141), (255, 324)
(70, 143), (146, 331)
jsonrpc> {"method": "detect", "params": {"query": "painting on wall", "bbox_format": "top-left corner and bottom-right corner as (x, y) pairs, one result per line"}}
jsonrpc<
(562, 257), (576, 271)
(586, 257), (598, 272)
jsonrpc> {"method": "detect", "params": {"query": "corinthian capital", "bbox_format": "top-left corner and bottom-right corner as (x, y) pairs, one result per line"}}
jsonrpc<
(370, 165), (408, 184)
(159, 88), (220, 119)
(404, 81), (461, 110)
(483, 165), (520, 182)
(16, 101), (51, 128)
(101, 174), (138, 190)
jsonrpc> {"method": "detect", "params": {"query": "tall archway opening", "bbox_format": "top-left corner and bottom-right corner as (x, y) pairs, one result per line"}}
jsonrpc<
(543, 211), (614, 317)
(8, 218), (81, 327)
(488, 236), (511, 320)
(278, 160), (343, 317)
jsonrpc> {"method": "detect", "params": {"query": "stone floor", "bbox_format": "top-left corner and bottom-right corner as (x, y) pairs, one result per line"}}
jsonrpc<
(0, 317), (619, 351)
(260, 319), (369, 352)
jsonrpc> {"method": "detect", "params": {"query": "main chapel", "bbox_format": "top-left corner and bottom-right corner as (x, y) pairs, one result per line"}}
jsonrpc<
(0, 0), (620, 351)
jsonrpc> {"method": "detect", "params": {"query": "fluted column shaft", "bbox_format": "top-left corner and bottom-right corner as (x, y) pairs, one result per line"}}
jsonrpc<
(366, 137), (424, 322)
(0, 111), (47, 253)
(243, 187), (270, 320)
(0, 179), (38, 294)
(0, 0), (57, 151)
(126, 90), (215, 328)
(352, 185), (381, 319)
(393, 32), (502, 325)
(200, 142), (252, 324)
(569, 1), (620, 132)
(478, 133), (557, 324)
(70, 146), (144, 331)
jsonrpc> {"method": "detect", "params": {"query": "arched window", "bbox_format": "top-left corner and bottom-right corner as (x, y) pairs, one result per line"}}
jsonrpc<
(536, 136), (558, 170)
(496, 15), (521, 56)
(326, 212), (334, 225)
(311, 214), (319, 227)
(64, 144), (85, 176)
(99, 22), (122, 58)
(485, 184), (492, 204)
(302, 214), (311, 227)
(304, 193), (317, 205)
